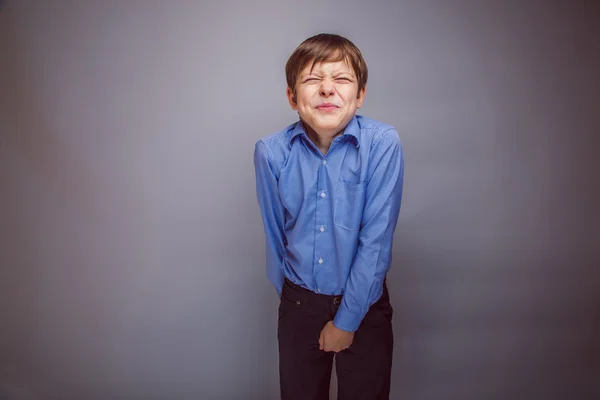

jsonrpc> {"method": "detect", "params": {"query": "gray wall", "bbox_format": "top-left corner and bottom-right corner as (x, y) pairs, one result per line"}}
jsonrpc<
(1, 1), (598, 399)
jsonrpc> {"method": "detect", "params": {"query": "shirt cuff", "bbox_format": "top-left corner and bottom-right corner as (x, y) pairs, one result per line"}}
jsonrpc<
(333, 305), (364, 333)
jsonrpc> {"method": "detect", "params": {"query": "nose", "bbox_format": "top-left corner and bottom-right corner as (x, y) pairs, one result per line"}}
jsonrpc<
(319, 79), (335, 96)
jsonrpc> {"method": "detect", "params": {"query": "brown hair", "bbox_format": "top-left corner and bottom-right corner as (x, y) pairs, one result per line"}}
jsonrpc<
(285, 33), (368, 98)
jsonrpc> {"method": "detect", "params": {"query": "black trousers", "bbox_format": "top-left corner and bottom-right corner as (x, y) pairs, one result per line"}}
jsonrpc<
(278, 278), (394, 400)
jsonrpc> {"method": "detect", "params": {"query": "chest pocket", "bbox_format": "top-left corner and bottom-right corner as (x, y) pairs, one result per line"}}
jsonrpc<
(334, 180), (367, 231)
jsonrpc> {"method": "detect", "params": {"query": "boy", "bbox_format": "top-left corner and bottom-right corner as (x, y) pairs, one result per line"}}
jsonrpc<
(254, 33), (404, 400)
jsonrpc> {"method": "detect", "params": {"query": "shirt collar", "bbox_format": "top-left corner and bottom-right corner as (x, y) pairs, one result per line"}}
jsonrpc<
(288, 116), (360, 149)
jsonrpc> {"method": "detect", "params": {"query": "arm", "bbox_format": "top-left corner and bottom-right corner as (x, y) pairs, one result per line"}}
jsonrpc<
(253, 140), (287, 296)
(333, 129), (404, 332)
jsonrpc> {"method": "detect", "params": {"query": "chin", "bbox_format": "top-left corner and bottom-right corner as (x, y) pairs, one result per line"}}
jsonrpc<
(313, 118), (342, 130)
(313, 124), (341, 136)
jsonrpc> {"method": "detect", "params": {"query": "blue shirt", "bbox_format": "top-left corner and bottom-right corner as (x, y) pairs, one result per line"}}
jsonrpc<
(254, 115), (404, 332)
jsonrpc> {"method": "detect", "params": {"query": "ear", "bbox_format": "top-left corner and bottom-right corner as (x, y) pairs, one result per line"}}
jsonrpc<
(286, 87), (298, 110)
(356, 86), (366, 109)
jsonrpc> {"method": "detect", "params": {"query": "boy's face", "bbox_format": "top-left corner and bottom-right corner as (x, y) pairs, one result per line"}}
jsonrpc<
(287, 59), (365, 139)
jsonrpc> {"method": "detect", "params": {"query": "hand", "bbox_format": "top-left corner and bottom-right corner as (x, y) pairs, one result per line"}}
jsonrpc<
(319, 321), (354, 353)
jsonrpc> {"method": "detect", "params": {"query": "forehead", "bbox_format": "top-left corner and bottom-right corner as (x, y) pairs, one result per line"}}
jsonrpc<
(300, 59), (355, 76)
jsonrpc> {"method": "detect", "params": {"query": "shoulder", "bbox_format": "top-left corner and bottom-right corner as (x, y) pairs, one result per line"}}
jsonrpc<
(254, 121), (298, 167)
(356, 115), (401, 148)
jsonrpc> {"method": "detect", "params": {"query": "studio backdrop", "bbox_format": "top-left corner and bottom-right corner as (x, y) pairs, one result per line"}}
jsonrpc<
(0, 1), (597, 399)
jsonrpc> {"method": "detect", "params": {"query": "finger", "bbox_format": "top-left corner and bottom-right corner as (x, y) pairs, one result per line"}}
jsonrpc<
(319, 332), (324, 350)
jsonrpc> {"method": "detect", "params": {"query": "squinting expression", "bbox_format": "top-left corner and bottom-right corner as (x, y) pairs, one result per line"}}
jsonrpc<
(287, 60), (365, 140)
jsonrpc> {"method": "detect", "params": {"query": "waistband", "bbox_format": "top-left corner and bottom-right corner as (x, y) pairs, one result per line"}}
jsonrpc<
(283, 278), (342, 305)
(283, 277), (390, 305)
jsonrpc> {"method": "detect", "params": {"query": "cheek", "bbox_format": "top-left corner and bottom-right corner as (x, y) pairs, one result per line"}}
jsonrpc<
(299, 97), (314, 110)
(299, 102), (312, 113)
(341, 91), (355, 102)
(296, 93), (311, 106)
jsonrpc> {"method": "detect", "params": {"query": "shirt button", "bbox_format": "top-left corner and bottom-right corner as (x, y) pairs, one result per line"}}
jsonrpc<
(318, 258), (324, 264)
(320, 191), (326, 198)
(320, 225), (325, 232)
(322, 160), (327, 165)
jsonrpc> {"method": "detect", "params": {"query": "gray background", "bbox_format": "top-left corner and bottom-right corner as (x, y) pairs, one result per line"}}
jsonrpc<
(1, 0), (598, 399)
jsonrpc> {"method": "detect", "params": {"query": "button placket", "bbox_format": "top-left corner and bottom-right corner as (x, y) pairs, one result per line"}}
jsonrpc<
(314, 150), (330, 293)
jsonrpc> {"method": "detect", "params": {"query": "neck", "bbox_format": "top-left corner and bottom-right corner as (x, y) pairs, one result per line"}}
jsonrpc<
(303, 123), (340, 156)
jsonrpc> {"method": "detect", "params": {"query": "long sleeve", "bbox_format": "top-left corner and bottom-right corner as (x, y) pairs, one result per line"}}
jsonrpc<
(254, 140), (287, 296)
(333, 129), (404, 332)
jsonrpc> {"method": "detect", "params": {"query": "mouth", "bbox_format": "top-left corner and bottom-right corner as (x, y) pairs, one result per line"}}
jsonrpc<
(316, 103), (339, 112)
